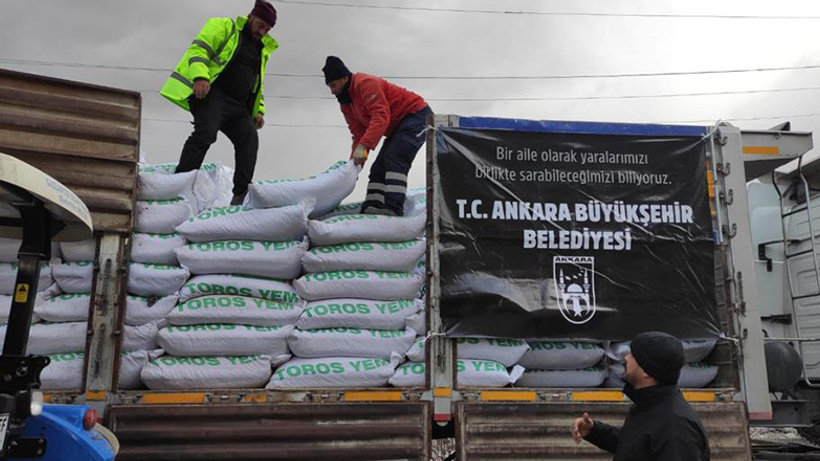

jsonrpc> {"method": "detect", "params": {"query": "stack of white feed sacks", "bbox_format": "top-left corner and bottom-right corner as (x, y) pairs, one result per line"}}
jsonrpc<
(604, 340), (719, 388)
(143, 162), (356, 390)
(275, 210), (425, 388)
(0, 238), (72, 389)
(516, 341), (607, 388)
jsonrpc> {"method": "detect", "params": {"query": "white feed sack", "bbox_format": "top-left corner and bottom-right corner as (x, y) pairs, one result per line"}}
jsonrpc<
(517, 366), (607, 388)
(127, 263), (189, 297)
(0, 290), (50, 324)
(389, 360), (525, 388)
(288, 327), (416, 360)
(131, 233), (187, 265)
(176, 202), (311, 243)
(605, 363), (719, 389)
(267, 355), (400, 388)
(34, 293), (91, 323)
(0, 238), (61, 263)
(456, 338), (530, 368)
(141, 354), (273, 390)
(308, 213), (425, 246)
(320, 202), (363, 220)
(403, 188), (427, 217)
(302, 240), (425, 273)
(0, 263), (53, 295)
(179, 274), (301, 304)
(293, 271), (423, 301)
(123, 321), (161, 352)
(28, 322), (87, 355)
(176, 239), (307, 280)
(247, 160), (359, 218)
(40, 350), (158, 390)
(169, 295), (303, 327)
(125, 294), (179, 326)
(406, 311), (426, 335)
(297, 298), (422, 330)
(138, 162), (225, 212)
(158, 324), (293, 358)
(51, 261), (94, 293)
(59, 239), (96, 262)
(518, 341), (606, 370)
(137, 169), (197, 201)
(135, 198), (195, 234)
(40, 351), (85, 390)
(606, 339), (718, 364)
(119, 350), (162, 390)
(406, 337), (426, 362)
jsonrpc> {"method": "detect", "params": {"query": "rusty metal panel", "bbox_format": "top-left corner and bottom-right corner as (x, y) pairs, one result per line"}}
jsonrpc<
(0, 68), (139, 233)
(108, 402), (431, 460)
(456, 401), (751, 460)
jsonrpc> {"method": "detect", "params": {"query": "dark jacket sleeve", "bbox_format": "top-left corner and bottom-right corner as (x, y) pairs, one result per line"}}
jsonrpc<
(650, 420), (709, 461)
(583, 420), (621, 454)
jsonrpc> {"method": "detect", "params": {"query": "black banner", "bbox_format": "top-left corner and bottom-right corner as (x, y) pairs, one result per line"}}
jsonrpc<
(435, 127), (720, 340)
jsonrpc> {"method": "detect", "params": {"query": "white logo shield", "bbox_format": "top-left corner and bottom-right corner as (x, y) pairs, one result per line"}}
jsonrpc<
(553, 256), (597, 324)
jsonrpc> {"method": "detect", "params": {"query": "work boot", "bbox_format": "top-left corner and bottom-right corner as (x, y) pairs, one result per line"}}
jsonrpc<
(362, 205), (398, 216)
(230, 192), (247, 206)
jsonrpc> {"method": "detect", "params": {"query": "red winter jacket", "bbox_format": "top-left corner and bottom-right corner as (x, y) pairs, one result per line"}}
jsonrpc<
(340, 73), (427, 151)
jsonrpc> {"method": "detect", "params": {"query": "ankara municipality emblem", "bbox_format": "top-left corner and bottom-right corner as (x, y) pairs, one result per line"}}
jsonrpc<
(553, 256), (596, 325)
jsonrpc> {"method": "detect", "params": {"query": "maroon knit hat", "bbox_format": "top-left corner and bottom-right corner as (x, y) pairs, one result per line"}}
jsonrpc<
(250, 0), (277, 28)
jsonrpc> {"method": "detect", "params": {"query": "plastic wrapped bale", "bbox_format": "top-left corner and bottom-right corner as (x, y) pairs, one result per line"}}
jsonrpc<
(247, 160), (359, 217)
(158, 324), (293, 360)
(518, 341), (605, 370)
(176, 239), (307, 280)
(456, 338), (530, 368)
(135, 198), (194, 234)
(267, 355), (400, 388)
(389, 360), (525, 388)
(293, 271), (423, 301)
(178, 274), (302, 304)
(131, 232), (187, 265)
(516, 365), (607, 388)
(288, 327), (416, 360)
(296, 299), (422, 330)
(308, 213), (425, 246)
(51, 261), (94, 293)
(302, 240), (425, 273)
(141, 355), (273, 390)
(127, 263), (190, 297)
(125, 294), (179, 326)
(169, 295), (303, 327)
(176, 202), (311, 243)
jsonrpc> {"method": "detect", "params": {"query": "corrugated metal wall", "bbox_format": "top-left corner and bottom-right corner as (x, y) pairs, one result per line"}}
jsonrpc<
(456, 401), (750, 460)
(0, 68), (139, 233)
(108, 402), (430, 460)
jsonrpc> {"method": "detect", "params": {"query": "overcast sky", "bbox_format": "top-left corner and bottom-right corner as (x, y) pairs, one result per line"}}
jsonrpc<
(3, 0), (820, 202)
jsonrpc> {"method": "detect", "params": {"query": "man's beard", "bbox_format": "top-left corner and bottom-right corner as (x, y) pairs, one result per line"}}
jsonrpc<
(336, 79), (352, 104)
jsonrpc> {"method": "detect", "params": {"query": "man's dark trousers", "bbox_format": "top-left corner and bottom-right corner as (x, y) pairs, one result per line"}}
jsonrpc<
(175, 87), (258, 196)
(362, 105), (433, 215)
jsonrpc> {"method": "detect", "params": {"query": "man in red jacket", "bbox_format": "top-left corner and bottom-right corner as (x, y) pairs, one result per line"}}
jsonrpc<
(323, 56), (433, 216)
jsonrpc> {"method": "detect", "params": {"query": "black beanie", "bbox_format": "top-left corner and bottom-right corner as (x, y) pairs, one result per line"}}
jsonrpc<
(630, 331), (685, 385)
(323, 56), (352, 84)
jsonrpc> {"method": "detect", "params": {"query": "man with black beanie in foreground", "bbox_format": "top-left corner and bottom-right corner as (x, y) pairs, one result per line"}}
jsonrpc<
(322, 56), (433, 216)
(571, 331), (710, 460)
